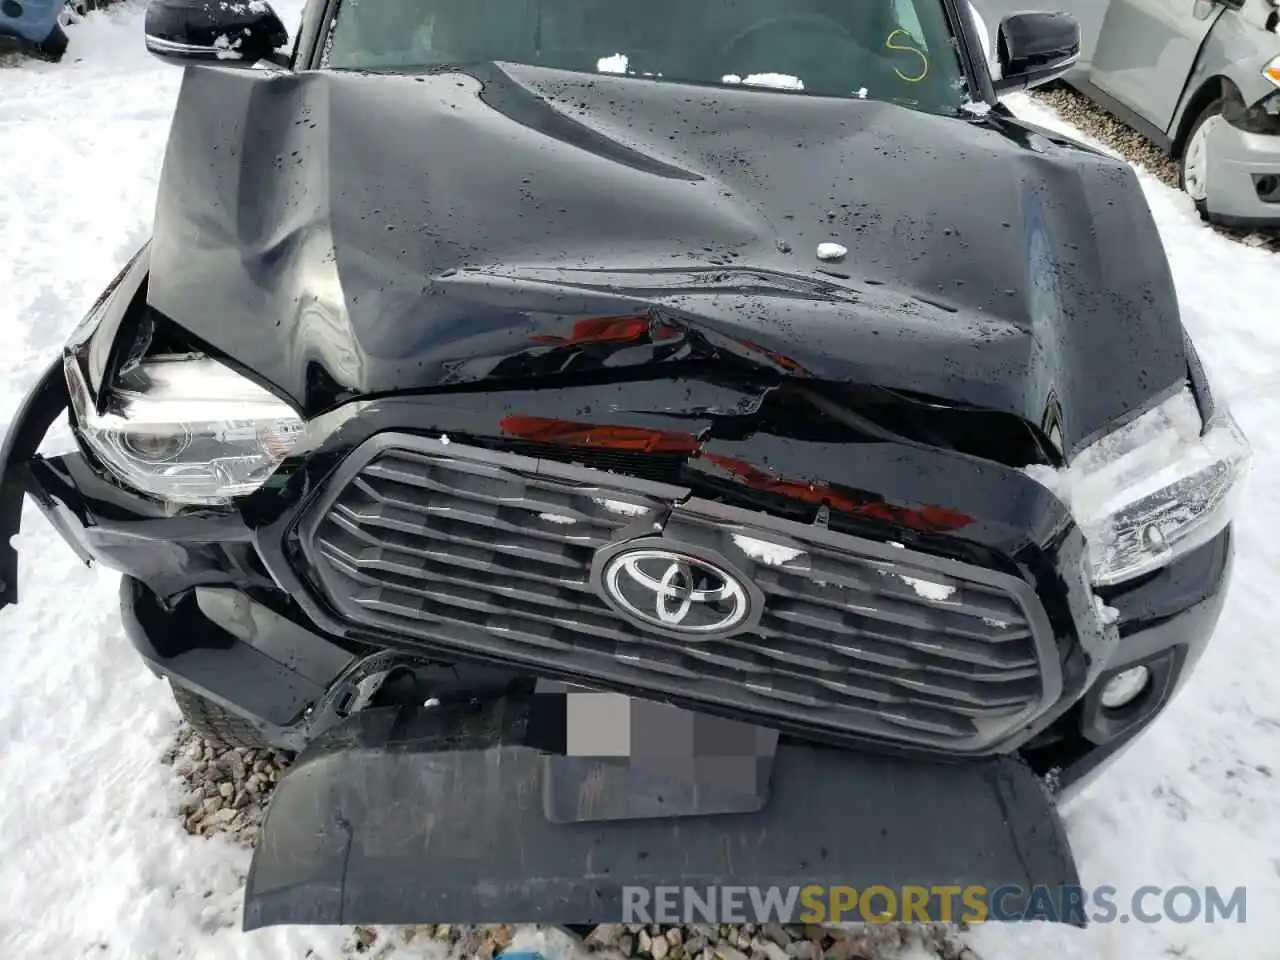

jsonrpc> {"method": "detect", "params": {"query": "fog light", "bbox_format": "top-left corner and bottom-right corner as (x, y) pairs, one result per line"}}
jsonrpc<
(1100, 665), (1150, 709)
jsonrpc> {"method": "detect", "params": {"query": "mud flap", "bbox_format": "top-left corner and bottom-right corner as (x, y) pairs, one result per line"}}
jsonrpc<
(244, 695), (1081, 929)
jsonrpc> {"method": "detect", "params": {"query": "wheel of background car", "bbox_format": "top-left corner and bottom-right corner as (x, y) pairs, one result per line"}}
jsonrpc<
(721, 13), (854, 60)
(1179, 97), (1226, 219)
(37, 22), (67, 63)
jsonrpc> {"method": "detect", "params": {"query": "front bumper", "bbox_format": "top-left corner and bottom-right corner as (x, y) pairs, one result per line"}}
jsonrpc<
(3, 373), (1119, 758)
(1203, 116), (1280, 226)
(1, 357), (1231, 768)
(0, 356), (1234, 928)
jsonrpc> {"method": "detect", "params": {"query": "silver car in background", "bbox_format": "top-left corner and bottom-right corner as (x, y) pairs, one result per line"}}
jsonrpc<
(973, 0), (1280, 225)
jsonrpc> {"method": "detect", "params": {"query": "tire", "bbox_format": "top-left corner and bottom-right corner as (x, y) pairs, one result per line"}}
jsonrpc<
(1178, 97), (1225, 222)
(170, 683), (271, 751)
(37, 23), (68, 62)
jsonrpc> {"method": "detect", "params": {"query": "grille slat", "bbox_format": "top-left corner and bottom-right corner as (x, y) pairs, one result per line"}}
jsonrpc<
(324, 510), (586, 581)
(769, 552), (1025, 626)
(754, 613), (1038, 676)
(301, 436), (1059, 754)
(322, 543), (589, 607)
(340, 560), (646, 646)
(362, 463), (658, 532)
(758, 572), (1032, 644)
(332, 500), (593, 570)
(320, 528), (597, 593)
(350, 479), (619, 548)
(720, 633), (1038, 706)
(761, 606), (1035, 669)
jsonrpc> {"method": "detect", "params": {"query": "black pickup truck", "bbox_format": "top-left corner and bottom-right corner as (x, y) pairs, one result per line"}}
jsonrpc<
(0, 0), (1251, 932)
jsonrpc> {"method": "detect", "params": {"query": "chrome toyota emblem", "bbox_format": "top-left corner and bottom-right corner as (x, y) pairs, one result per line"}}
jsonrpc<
(597, 546), (754, 636)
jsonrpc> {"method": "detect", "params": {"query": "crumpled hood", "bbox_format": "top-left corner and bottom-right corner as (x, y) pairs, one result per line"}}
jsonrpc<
(148, 63), (1187, 456)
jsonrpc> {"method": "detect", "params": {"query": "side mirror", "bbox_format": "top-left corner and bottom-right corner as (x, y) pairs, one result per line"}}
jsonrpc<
(144, 0), (290, 68)
(992, 12), (1081, 94)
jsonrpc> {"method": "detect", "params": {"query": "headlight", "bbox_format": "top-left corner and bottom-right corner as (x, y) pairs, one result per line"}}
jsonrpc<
(1264, 54), (1280, 89)
(1026, 386), (1251, 586)
(65, 352), (303, 506)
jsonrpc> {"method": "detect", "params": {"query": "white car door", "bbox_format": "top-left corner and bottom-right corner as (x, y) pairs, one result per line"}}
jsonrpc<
(1087, 0), (1229, 132)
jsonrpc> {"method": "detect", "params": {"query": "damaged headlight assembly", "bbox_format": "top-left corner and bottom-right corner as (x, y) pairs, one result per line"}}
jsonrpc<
(64, 351), (304, 506)
(1027, 386), (1251, 587)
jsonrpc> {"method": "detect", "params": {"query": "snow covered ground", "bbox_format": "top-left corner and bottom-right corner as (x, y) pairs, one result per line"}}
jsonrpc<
(1, 4), (1277, 958)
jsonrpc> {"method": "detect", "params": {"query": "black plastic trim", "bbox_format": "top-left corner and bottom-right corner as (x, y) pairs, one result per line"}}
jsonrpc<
(121, 577), (343, 731)
(0, 357), (71, 610)
(1077, 647), (1183, 746)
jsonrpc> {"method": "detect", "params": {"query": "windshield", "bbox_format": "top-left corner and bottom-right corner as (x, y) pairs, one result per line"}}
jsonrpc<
(322, 0), (970, 114)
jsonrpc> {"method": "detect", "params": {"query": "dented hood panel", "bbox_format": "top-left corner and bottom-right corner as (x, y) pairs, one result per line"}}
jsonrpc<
(148, 64), (1186, 455)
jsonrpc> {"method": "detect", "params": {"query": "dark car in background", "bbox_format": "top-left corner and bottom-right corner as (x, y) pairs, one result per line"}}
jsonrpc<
(0, 0), (1251, 932)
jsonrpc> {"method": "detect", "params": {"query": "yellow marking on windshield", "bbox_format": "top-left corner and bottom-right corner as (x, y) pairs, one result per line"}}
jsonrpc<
(885, 29), (929, 83)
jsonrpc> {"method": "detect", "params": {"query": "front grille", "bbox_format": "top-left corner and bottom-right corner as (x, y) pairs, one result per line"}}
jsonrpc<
(297, 434), (1060, 754)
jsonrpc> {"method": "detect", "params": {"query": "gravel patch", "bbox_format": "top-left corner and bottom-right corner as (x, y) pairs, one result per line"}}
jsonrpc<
(577, 923), (978, 960)
(318, 922), (980, 960)
(161, 723), (290, 843)
(1027, 84), (1180, 188)
(1027, 83), (1280, 253)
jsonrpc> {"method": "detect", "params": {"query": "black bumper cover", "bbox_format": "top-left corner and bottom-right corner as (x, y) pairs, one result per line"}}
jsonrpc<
(244, 695), (1081, 929)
